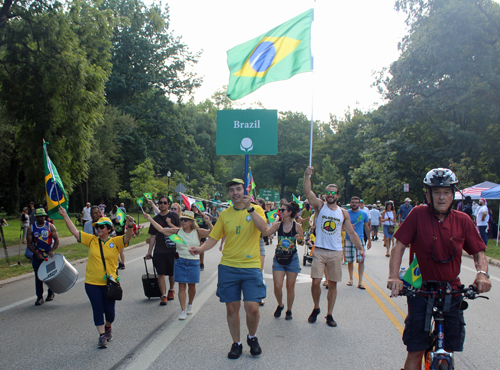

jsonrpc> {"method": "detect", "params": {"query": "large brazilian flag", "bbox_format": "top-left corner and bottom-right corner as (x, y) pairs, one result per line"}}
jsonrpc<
(226, 8), (313, 100)
(43, 142), (68, 219)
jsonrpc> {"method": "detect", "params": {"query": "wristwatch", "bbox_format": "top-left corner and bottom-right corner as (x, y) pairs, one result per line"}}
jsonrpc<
(477, 270), (490, 278)
(247, 207), (255, 213)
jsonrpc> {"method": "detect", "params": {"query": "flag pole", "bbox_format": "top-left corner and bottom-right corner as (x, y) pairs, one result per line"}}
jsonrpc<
(244, 155), (249, 195)
(308, 8), (315, 174)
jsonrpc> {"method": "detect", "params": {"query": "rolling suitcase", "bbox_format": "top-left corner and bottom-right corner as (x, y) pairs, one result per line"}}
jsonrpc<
(142, 257), (161, 299)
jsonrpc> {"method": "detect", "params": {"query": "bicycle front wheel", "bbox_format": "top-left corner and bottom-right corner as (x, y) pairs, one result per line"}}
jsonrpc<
(437, 363), (449, 370)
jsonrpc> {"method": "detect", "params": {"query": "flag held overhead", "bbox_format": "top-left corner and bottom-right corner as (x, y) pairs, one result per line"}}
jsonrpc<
(43, 142), (68, 219)
(226, 8), (313, 100)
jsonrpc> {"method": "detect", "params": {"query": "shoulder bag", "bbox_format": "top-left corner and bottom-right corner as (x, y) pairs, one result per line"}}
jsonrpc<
(99, 239), (123, 300)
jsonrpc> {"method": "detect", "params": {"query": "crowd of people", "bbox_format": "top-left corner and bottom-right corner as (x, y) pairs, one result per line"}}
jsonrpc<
(16, 166), (493, 368)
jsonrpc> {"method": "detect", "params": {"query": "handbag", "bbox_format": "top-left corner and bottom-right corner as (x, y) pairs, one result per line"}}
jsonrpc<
(99, 239), (123, 300)
(388, 225), (395, 234)
(275, 249), (295, 265)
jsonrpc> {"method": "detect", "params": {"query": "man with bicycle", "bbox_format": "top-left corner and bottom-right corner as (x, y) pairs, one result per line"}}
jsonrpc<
(387, 168), (491, 370)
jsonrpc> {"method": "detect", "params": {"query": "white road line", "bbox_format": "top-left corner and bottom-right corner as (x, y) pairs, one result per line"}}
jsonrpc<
(0, 255), (148, 313)
(122, 271), (219, 370)
(462, 265), (500, 282)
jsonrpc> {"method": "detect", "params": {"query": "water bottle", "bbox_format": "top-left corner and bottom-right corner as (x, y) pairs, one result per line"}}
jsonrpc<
(399, 267), (410, 287)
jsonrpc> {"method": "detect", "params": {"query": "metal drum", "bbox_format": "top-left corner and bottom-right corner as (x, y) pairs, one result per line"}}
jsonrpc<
(38, 254), (79, 294)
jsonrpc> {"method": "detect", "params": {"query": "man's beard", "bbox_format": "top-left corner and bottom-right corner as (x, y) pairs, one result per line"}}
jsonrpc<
(326, 197), (337, 204)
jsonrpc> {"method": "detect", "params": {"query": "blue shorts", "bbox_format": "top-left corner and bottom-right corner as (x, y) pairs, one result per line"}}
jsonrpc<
(216, 264), (266, 303)
(174, 257), (200, 284)
(403, 295), (465, 352)
(383, 225), (394, 239)
(272, 253), (301, 273)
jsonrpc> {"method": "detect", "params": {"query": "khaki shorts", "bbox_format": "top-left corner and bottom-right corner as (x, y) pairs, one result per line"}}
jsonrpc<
(311, 248), (343, 282)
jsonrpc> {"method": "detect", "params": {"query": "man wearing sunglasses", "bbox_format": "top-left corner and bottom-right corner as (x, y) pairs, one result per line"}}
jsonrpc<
(387, 168), (491, 370)
(146, 196), (176, 305)
(303, 166), (364, 327)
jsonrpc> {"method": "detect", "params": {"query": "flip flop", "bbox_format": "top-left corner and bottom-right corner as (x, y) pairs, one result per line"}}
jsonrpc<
(347, 282), (353, 286)
(358, 285), (366, 290)
(385, 253), (390, 257)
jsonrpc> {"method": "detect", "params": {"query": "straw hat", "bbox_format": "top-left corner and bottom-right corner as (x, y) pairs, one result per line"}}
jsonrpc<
(180, 211), (195, 220)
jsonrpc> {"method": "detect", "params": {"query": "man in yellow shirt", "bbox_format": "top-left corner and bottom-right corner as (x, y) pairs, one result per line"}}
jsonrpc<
(190, 178), (268, 360)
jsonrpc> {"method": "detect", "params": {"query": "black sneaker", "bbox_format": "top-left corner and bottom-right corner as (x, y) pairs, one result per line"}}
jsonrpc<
(46, 291), (55, 302)
(326, 315), (337, 327)
(247, 336), (262, 356)
(118, 263), (125, 270)
(105, 326), (112, 341)
(227, 343), (243, 359)
(98, 334), (108, 349)
(274, 305), (284, 318)
(308, 308), (321, 323)
(35, 297), (44, 306)
(285, 310), (292, 320)
(200, 263), (205, 271)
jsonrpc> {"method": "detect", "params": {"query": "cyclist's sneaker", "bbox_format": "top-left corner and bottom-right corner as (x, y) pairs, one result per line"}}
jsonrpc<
(105, 326), (112, 341)
(308, 308), (321, 323)
(274, 305), (284, 318)
(325, 315), (337, 327)
(167, 289), (175, 301)
(285, 310), (293, 320)
(98, 334), (107, 349)
(227, 343), (243, 359)
(247, 336), (262, 356)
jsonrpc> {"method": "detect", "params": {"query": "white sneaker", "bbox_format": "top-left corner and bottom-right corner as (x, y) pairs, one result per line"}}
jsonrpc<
(186, 304), (193, 314)
(179, 310), (187, 320)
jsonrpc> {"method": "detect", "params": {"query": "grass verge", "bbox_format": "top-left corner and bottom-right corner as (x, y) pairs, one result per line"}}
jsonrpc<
(0, 233), (148, 281)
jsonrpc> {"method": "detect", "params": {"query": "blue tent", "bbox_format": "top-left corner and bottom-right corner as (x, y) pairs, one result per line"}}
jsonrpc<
(481, 185), (500, 246)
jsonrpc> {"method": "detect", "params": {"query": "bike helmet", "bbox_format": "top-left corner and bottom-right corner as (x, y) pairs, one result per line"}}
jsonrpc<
(423, 168), (458, 188)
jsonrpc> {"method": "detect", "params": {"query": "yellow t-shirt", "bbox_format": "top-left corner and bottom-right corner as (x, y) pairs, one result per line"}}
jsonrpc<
(209, 204), (265, 268)
(79, 231), (127, 285)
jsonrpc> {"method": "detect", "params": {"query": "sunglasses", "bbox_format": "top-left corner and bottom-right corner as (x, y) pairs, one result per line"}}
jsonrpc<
(279, 208), (288, 212)
(158, 201), (169, 205)
(325, 191), (337, 195)
(171, 207), (178, 210)
(95, 224), (107, 230)
(181, 219), (191, 223)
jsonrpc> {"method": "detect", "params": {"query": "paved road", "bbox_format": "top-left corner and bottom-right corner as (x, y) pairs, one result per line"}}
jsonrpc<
(0, 235), (498, 370)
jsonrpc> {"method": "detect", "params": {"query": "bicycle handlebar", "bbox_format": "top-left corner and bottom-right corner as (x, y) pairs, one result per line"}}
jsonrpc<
(400, 284), (489, 300)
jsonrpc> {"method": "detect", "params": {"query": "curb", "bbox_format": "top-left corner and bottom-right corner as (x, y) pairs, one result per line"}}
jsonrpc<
(0, 241), (147, 287)
(462, 250), (500, 267)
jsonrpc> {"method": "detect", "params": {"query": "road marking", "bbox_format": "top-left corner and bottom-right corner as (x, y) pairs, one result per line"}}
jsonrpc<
(360, 272), (406, 319)
(0, 255), (149, 313)
(353, 270), (404, 335)
(461, 265), (500, 282)
(121, 270), (219, 370)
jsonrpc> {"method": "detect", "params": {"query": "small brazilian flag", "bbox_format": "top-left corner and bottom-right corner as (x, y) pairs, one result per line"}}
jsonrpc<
(137, 197), (144, 207)
(194, 201), (205, 211)
(226, 9), (313, 100)
(227, 200), (233, 206)
(403, 255), (422, 289)
(169, 234), (186, 245)
(267, 210), (278, 223)
(143, 193), (153, 200)
(115, 207), (126, 226)
(168, 195), (173, 202)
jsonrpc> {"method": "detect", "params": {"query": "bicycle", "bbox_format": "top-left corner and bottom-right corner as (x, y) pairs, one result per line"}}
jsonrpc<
(74, 213), (83, 227)
(400, 283), (488, 370)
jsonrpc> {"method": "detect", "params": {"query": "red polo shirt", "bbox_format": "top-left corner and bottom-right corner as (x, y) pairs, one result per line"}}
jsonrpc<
(394, 205), (485, 287)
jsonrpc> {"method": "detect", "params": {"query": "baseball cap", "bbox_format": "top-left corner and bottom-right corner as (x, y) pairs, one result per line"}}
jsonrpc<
(225, 178), (245, 188)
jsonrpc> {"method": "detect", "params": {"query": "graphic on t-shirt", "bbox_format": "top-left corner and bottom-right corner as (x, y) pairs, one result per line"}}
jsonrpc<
(323, 220), (336, 233)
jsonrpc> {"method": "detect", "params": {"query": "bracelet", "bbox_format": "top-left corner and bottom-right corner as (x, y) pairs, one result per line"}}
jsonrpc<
(127, 224), (134, 228)
(247, 207), (255, 213)
(477, 270), (490, 278)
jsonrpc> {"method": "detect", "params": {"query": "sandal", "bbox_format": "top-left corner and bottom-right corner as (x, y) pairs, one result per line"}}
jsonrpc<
(347, 282), (353, 286)
(385, 253), (390, 257)
(358, 285), (366, 290)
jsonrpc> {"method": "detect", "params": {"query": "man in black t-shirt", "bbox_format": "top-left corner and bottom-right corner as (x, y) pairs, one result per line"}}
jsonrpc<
(145, 196), (178, 306)
(462, 196), (473, 220)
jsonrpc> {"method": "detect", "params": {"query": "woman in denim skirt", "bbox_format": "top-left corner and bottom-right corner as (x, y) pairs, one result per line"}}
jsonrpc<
(145, 210), (213, 319)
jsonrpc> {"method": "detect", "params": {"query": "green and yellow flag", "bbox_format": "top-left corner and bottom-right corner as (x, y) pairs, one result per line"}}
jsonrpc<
(43, 142), (68, 219)
(169, 234), (186, 245)
(194, 201), (205, 211)
(168, 195), (173, 203)
(143, 193), (153, 200)
(226, 8), (313, 100)
(137, 197), (144, 207)
(267, 210), (278, 223)
(403, 255), (422, 289)
(115, 207), (126, 226)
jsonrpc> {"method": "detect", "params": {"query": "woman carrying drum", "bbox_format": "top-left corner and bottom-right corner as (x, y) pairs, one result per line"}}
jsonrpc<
(144, 210), (213, 320)
(58, 207), (135, 349)
(262, 202), (304, 320)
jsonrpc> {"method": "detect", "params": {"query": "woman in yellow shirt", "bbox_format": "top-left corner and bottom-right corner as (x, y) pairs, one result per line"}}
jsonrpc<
(58, 207), (134, 349)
